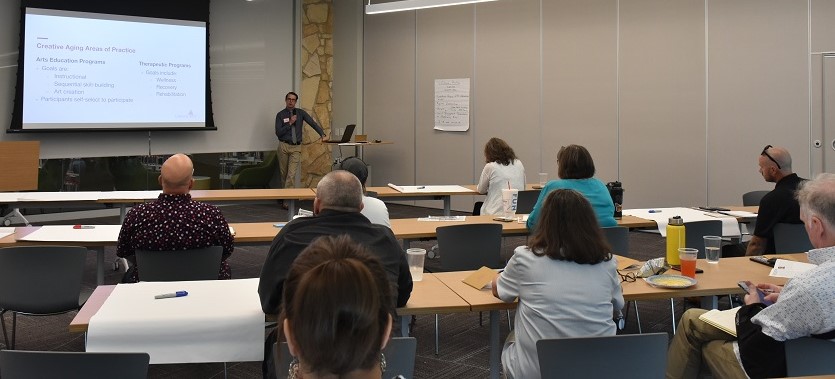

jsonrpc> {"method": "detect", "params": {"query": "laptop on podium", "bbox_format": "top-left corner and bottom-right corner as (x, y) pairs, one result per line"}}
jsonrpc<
(324, 124), (356, 143)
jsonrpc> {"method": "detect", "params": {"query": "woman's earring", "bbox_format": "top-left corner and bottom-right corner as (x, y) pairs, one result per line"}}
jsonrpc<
(380, 352), (387, 373)
(289, 357), (299, 379)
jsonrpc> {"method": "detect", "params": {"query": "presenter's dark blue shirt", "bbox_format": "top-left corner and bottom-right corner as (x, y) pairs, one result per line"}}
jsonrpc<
(274, 108), (324, 144)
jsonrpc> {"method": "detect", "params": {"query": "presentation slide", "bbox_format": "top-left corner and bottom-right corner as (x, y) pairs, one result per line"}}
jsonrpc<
(21, 8), (207, 129)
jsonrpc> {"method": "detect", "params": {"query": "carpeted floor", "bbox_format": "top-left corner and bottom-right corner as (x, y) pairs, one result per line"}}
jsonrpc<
(1, 201), (722, 378)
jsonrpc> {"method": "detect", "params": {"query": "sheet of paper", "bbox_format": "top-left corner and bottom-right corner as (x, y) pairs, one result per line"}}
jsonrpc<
(96, 190), (162, 200)
(14, 191), (101, 202)
(86, 278), (264, 364)
(0, 227), (14, 240)
(417, 216), (467, 222)
(462, 266), (498, 290)
(769, 259), (817, 278)
(722, 210), (758, 218)
(622, 207), (740, 237)
(387, 184), (474, 194)
(17, 225), (121, 242)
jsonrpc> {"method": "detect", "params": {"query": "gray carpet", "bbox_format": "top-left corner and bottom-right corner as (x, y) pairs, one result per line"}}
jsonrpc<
(1, 201), (718, 378)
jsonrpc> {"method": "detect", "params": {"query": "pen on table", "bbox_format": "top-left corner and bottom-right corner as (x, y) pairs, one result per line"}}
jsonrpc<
(703, 213), (721, 218)
(154, 291), (188, 299)
(416, 186), (425, 189)
(73, 225), (95, 229)
(648, 210), (662, 213)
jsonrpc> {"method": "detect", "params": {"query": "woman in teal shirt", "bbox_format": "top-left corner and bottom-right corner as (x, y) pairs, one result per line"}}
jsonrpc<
(526, 144), (617, 230)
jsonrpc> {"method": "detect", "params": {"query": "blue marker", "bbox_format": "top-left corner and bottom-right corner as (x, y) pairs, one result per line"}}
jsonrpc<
(416, 186), (426, 189)
(648, 210), (662, 213)
(154, 291), (188, 299)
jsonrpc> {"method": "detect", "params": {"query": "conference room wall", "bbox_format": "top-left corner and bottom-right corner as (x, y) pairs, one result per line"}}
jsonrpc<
(415, 7), (477, 212)
(0, 0), (295, 159)
(363, 1), (821, 210)
(362, 10), (417, 203)
(473, 0), (541, 187)
(541, 0), (619, 189)
(707, 0), (809, 206)
(619, 0), (707, 207)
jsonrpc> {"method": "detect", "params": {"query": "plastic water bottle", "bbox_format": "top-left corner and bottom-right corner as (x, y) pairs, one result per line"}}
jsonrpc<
(666, 216), (685, 266)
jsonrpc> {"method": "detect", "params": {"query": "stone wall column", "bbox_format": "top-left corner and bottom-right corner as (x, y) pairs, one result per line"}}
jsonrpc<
(299, 0), (333, 187)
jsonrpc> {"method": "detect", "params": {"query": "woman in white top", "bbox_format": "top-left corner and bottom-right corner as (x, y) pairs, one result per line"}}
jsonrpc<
(476, 137), (526, 215)
(491, 189), (624, 379)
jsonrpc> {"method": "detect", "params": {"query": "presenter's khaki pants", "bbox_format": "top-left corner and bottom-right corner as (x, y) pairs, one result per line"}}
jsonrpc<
(277, 141), (301, 189)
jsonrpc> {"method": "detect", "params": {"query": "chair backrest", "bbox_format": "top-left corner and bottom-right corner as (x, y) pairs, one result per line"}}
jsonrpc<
(437, 224), (503, 271)
(135, 246), (223, 282)
(684, 220), (723, 259)
(742, 190), (769, 206)
(785, 337), (835, 376)
(274, 337), (417, 379)
(516, 190), (541, 214)
(0, 246), (87, 314)
(0, 350), (149, 379)
(601, 226), (629, 255)
(537, 333), (668, 379)
(773, 223), (814, 253)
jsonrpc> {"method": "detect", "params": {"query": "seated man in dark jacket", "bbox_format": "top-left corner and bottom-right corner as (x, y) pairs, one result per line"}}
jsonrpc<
(666, 173), (835, 379)
(258, 170), (413, 378)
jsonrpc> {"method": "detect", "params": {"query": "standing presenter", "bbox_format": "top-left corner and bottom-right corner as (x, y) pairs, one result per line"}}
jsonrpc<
(275, 91), (327, 193)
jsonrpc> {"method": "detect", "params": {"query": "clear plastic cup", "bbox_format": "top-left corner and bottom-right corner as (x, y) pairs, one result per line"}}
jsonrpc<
(704, 235), (722, 264)
(538, 173), (548, 186)
(678, 248), (698, 278)
(406, 248), (426, 281)
(501, 189), (519, 219)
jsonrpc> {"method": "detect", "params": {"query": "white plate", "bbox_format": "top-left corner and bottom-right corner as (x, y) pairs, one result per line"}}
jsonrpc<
(644, 274), (697, 289)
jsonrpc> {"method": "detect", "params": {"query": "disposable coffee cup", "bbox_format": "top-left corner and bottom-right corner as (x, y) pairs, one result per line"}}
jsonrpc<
(501, 189), (519, 219)
(406, 248), (426, 281)
(704, 236), (722, 264)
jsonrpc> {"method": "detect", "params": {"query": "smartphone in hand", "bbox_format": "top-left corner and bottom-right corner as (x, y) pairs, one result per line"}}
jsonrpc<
(738, 281), (774, 306)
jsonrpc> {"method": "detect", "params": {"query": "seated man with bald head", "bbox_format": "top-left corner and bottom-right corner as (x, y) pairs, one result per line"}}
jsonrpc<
(258, 170), (411, 314)
(746, 145), (806, 256)
(116, 153), (234, 282)
(257, 170), (412, 378)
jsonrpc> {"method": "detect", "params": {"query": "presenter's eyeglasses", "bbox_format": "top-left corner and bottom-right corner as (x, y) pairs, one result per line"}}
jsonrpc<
(760, 145), (781, 170)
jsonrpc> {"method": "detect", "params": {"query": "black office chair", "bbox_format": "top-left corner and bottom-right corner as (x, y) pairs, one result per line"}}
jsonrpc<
(537, 333), (668, 379)
(742, 190), (769, 206)
(274, 337), (417, 379)
(773, 223), (813, 253)
(684, 220), (723, 259)
(0, 350), (150, 379)
(435, 223), (504, 353)
(785, 337), (835, 376)
(0, 246), (87, 349)
(135, 246), (223, 282)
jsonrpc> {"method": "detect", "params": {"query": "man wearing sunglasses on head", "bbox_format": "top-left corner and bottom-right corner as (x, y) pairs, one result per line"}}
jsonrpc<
(744, 145), (805, 256)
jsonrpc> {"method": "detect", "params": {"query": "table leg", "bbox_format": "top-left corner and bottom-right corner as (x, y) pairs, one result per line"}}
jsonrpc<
(94, 247), (104, 285)
(287, 199), (296, 221)
(400, 316), (409, 337)
(119, 205), (127, 223)
(489, 310), (500, 379)
(701, 295), (719, 310)
(443, 196), (451, 216)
